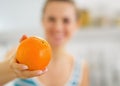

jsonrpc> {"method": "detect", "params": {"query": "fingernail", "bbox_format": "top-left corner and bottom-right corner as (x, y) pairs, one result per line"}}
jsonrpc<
(44, 68), (48, 72)
(22, 66), (28, 69)
(37, 71), (43, 75)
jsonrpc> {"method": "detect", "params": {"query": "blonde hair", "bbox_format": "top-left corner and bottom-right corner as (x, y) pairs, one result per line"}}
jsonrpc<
(42, 0), (79, 20)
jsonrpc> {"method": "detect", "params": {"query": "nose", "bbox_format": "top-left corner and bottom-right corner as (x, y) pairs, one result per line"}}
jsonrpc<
(54, 21), (63, 32)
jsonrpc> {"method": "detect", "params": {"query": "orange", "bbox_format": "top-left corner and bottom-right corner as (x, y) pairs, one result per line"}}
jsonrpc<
(16, 36), (52, 70)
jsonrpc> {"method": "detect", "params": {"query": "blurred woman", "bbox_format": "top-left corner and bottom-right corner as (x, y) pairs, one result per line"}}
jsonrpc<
(14, 0), (89, 86)
(0, 0), (89, 86)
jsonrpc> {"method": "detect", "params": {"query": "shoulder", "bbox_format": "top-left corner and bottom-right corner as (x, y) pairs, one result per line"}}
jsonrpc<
(81, 60), (89, 71)
(79, 60), (89, 86)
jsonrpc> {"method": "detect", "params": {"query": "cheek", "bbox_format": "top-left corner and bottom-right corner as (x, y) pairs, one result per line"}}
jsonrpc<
(44, 28), (52, 38)
(44, 22), (53, 35)
(65, 25), (76, 39)
(44, 21), (53, 29)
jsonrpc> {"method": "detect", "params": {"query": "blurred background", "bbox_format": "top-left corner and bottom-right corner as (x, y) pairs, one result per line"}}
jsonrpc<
(0, 0), (120, 86)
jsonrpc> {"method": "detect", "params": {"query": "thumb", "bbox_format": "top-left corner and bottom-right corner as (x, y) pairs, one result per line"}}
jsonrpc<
(19, 35), (28, 43)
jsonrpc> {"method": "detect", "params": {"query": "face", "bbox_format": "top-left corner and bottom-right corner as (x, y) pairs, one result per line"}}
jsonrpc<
(43, 2), (77, 47)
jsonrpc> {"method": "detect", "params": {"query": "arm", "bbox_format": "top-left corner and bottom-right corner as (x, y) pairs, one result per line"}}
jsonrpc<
(79, 61), (89, 86)
(0, 60), (16, 85)
(0, 35), (47, 85)
(0, 56), (47, 85)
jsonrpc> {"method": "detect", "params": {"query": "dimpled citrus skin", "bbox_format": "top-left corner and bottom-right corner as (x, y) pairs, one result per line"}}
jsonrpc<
(16, 37), (52, 70)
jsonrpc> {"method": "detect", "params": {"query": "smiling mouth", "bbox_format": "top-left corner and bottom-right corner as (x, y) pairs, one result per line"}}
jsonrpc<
(52, 34), (64, 40)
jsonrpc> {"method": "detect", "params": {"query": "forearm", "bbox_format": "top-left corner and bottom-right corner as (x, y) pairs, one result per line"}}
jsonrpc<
(0, 60), (16, 85)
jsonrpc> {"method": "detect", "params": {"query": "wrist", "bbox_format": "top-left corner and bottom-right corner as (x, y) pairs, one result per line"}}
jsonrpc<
(5, 60), (17, 79)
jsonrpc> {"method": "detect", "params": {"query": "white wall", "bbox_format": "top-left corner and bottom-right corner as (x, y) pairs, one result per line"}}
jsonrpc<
(0, 0), (120, 55)
(0, 0), (45, 31)
(0, 0), (120, 33)
(0, 0), (46, 43)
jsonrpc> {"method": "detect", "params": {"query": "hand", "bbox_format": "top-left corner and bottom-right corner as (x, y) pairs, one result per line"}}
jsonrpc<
(9, 35), (48, 79)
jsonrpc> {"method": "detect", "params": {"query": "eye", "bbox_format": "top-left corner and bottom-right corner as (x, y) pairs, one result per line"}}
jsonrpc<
(48, 16), (55, 22)
(63, 18), (70, 24)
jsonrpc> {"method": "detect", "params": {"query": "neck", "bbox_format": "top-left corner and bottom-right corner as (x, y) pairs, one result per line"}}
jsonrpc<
(51, 46), (66, 61)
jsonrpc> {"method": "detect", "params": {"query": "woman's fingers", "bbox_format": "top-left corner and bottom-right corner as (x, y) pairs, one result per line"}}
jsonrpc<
(43, 68), (48, 72)
(10, 58), (48, 79)
(14, 68), (48, 79)
(10, 59), (28, 70)
(12, 62), (28, 71)
(19, 35), (28, 42)
(21, 68), (48, 78)
(21, 70), (45, 78)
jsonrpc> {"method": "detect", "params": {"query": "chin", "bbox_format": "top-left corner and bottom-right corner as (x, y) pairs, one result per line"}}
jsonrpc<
(50, 40), (65, 47)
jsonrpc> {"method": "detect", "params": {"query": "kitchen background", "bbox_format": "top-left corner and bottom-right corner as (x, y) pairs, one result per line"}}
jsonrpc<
(0, 0), (120, 86)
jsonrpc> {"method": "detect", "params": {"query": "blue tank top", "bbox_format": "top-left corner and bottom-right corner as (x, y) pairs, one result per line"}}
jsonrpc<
(14, 59), (82, 86)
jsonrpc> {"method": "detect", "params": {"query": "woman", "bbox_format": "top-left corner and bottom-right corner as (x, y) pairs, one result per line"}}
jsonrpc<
(14, 0), (89, 86)
(1, 0), (88, 86)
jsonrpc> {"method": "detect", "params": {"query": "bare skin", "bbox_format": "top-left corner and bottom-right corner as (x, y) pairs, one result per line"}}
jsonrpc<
(0, 60), (16, 85)
(1, 1), (89, 86)
(37, 49), (89, 86)
(38, 51), (74, 86)
(36, 1), (89, 86)
(0, 36), (47, 85)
